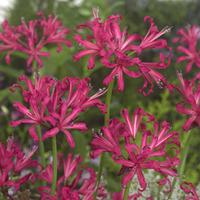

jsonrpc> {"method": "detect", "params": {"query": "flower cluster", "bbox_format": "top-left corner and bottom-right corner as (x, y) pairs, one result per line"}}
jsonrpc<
(39, 153), (107, 200)
(173, 25), (200, 73)
(175, 72), (200, 131)
(74, 10), (171, 95)
(91, 108), (180, 193)
(10, 74), (106, 148)
(0, 10), (198, 200)
(0, 138), (37, 194)
(0, 13), (71, 68)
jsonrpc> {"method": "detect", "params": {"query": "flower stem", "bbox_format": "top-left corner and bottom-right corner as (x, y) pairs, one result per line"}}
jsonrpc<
(37, 126), (46, 168)
(123, 182), (131, 200)
(95, 80), (114, 198)
(167, 131), (191, 199)
(179, 131), (191, 178)
(104, 80), (114, 125)
(51, 136), (57, 194)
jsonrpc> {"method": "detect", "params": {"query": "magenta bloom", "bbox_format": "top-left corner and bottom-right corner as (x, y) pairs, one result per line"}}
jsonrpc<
(175, 72), (200, 131)
(10, 75), (106, 148)
(10, 74), (56, 140)
(91, 108), (180, 192)
(90, 118), (124, 158)
(0, 13), (71, 68)
(74, 11), (171, 95)
(173, 25), (200, 73)
(39, 153), (107, 200)
(0, 138), (37, 193)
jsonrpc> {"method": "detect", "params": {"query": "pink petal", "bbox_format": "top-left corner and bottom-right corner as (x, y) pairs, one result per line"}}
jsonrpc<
(42, 127), (59, 141)
(63, 129), (75, 148)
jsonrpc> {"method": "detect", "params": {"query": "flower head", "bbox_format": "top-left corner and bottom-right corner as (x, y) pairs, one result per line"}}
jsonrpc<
(0, 138), (37, 192)
(74, 11), (171, 95)
(0, 13), (71, 69)
(175, 72), (200, 131)
(10, 75), (106, 148)
(39, 153), (107, 200)
(91, 108), (180, 192)
(90, 118), (124, 158)
(173, 25), (200, 73)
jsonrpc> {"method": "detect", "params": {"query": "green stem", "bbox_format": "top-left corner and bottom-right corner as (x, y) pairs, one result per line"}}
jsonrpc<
(104, 80), (114, 125)
(95, 80), (114, 198)
(167, 131), (191, 199)
(123, 182), (131, 200)
(32, 63), (46, 180)
(51, 136), (57, 194)
(179, 131), (191, 178)
(37, 126), (46, 168)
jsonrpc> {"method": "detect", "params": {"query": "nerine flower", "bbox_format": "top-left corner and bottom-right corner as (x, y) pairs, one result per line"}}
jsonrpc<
(91, 108), (180, 192)
(0, 138), (38, 193)
(39, 153), (107, 200)
(10, 75), (56, 140)
(0, 13), (71, 68)
(173, 25), (200, 73)
(74, 10), (171, 95)
(90, 118), (124, 158)
(175, 72), (200, 131)
(10, 75), (106, 148)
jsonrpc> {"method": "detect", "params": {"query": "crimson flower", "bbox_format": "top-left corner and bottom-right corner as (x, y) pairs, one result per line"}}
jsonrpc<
(173, 25), (200, 73)
(39, 153), (107, 200)
(10, 75), (56, 140)
(91, 108), (180, 192)
(90, 118), (124, 158)
(10, 75), (106, 148)
(175, 72), (200, 131)
(74, 10), (171, 95)
(0, 138), (38, 194)
(0, 13), (71, 68)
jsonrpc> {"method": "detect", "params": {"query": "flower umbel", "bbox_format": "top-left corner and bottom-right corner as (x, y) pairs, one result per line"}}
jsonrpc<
(173, 25), (200, 73)
(175, 72), (200, 131)
(91, 108), (180, 192)
(39, 153), (107, 200)
(0, 13), (71, 69)
(74, 11), (171, 95)
(10, 75), (106, 148)
(0, 138), (38, 194)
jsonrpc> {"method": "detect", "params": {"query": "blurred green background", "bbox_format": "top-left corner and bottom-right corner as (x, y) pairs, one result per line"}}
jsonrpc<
(0, 0), (200, 193)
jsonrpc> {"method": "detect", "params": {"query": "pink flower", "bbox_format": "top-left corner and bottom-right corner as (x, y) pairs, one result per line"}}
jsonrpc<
(63, 153), (81, 180)
(10, 75), (106, 148)
(175, 72), (200, 131)
(90, 118), (124, 158)
(173, 25), (200, 73)
(42, 77), (106, 147)
(10, 75), (56, 141)
(74, 11), (171, 94)
(40, 164), (53, 184)
(117, 111), (180, 191)
(0, 138), (38, 193)
(121, 108), (145, 139)
(91, 108), (180, 192)
(39, 153), (107, 200)
(0, 13), (71, 68)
